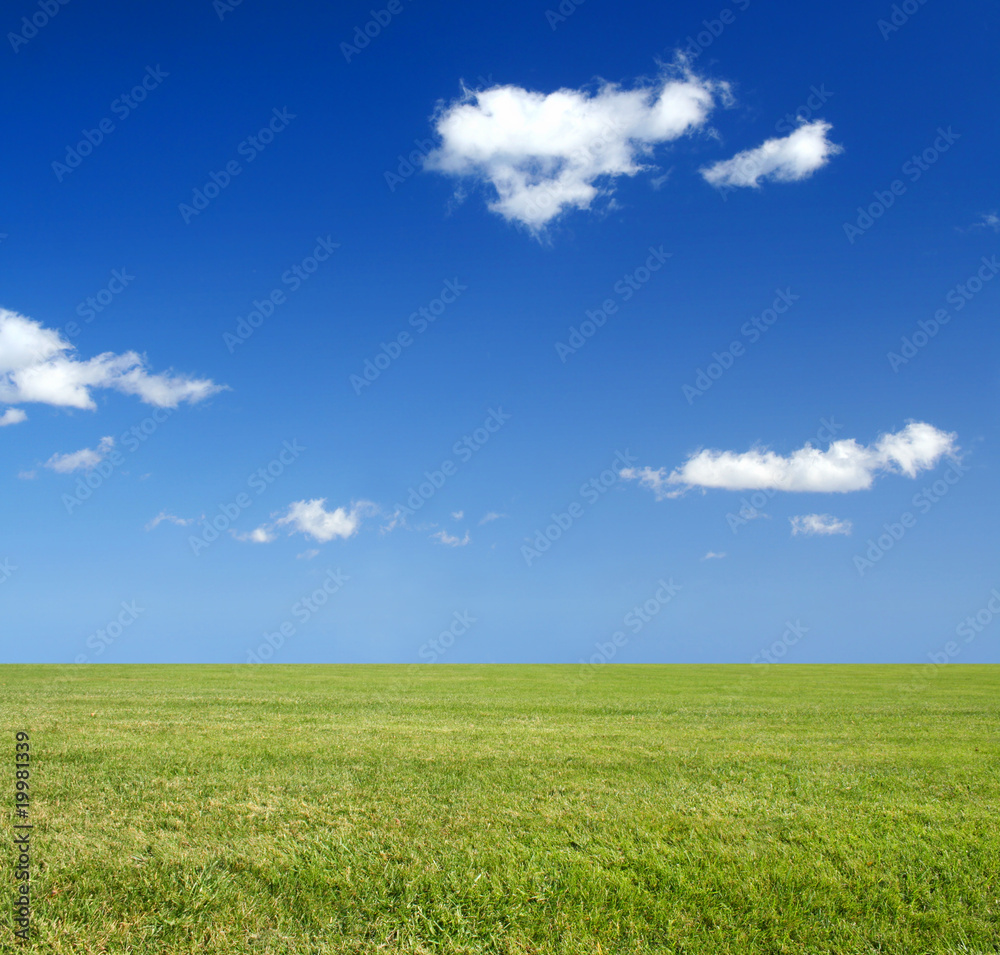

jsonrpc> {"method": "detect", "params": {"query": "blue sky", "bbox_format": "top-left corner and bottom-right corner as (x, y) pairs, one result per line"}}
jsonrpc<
(1, 0), (997, 665)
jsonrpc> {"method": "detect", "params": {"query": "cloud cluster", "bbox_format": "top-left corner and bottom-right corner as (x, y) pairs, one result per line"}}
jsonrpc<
(45, 436), (115, 473)
(700, 120), (842, 189)
(790, 514), (853, 536)
(432, 529), (470, 547)
(425, 65), (842, 232)
(240, 499), (377, 545)
(0, 307), (224, 424)
(426, 68), (727, 231)
(624, 422), (958, 498)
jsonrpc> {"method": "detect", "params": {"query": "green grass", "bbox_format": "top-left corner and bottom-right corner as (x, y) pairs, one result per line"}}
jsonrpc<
(1, 664), (998, 954)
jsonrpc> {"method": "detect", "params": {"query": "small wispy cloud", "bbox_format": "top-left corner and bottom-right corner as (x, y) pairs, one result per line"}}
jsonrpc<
(479, 511), (506, 525)
(432, 529), (471, 547)
(701, 550), (727, 560)
(296, 548), (320, 560)
(44, 436), (115, 473)
(232, 526), (277, 544)
(145, 511), (194, 531)
(379, 509), (405, 535)
(451, 510), (464, 520)
(790, 513), (853, 536)
(968, 211), (999, 232)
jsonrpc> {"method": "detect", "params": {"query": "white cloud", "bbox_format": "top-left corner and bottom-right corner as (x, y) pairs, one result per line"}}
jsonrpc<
(145, 511), (193, 531)
(701, 551), (727, 560)
(0, 408), (26, 426)
(296, 548), (320, 560)
(425, 65), (728, 232)
(379, 509), (405, 535)
(790, 513), (852, 537)
(233, 526), (277, 544)
(0, 307), (225, 419)
(432, 529), (471, 547)
(45, 436), (115, 473)
(700, 120), (842, 189)
(451, 510), (464, 520)
(17, 470), (36, 480)
(621, 466), (673, 499)
(624, 422), (958, 498)
(479, 511), (506, 524)
(241, 499), (376, 545)
(277, 499), (374, 542)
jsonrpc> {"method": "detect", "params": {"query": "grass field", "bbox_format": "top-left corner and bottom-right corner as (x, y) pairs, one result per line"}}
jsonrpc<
(1, 665), (998, 954)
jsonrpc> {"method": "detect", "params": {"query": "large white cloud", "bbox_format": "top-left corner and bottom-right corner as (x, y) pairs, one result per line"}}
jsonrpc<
(0, 307), (224, 422)
(623, 422), (958, 498)
(45, 436), (115, 473)
(425, 66), (728, 231)
(700, 120), (842, 189)
(241, 499), (377, 545)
